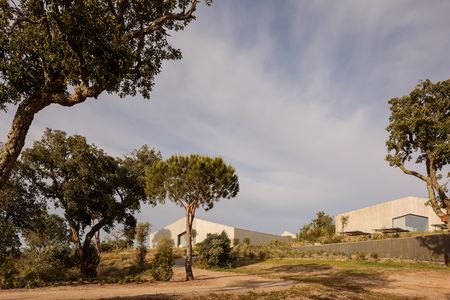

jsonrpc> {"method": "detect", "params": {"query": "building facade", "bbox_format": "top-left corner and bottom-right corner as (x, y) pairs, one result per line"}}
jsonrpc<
(149, 218), (290, 248)
(335, 196), (444, 234)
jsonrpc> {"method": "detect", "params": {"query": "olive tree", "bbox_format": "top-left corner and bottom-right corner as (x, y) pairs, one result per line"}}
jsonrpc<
(0, 0), (210, 191)
(20, 129), (161, 276)
(145, 154), (239, 280)
(386, 79), (450, 231)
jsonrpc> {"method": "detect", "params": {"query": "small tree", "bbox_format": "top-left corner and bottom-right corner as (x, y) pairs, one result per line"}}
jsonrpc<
(298, 211), (336, 243)
(340, 215), (349, 234)
(198, 231), (232, 268)
(135, 222), (151, 268)
(22, 213), (73, 282)
(386, 79), (450, 231)
(150, 239), (175, 281)
(145, 154), (239, 280)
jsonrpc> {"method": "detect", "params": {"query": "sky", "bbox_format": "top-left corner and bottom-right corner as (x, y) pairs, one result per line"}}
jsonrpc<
(1, 0), (450, 235)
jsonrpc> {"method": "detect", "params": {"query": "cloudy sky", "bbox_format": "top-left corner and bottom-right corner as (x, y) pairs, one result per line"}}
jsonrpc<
(2, 0), (450, 235)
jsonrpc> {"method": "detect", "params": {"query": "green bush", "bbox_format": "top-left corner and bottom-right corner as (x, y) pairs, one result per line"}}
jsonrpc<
(369, 252), (379, 260)
(199, 231), (233, 267)
(23, 244), (74, 282)
(150, 242), (174, 281)
(135, 222), (151, 268)
(0, 255), (19, 288)
(355, 252), (366, 261)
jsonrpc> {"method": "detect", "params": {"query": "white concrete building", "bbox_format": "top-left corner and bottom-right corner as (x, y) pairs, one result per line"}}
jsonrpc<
(149, 217), (290, 248)
(335, 196), (444, 234)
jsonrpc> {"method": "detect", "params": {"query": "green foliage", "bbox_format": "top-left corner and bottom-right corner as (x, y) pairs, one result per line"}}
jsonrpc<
(0, 0), (210, 199)
(21, 244), (74, 283)
(0, 168), (44, 287)
(0, 0), (206, 107)
(354, 252), (366, 261)
(18, 213), (74, 283)
(1, 213), (76, 288)
(23, 214), (69, 250)
(135, 222), (151, 268)
(199, 231), (233, 268)
(150, 243), (175, 281)
(386, 79), (450, 170)
(231, 241), (295, 261)
(242, 237), (251, 245)
(369, 253), (379, 261)
(386, 78), (450, 222)
(0, 167), (44, 260)
(340, 215), (349, 233)
(145, 154), (239, 279)
(157, 237), (175, 250)
(19, 129), (159, 277)
(298, 211), (336, 243)
(145, 154), (239, 210)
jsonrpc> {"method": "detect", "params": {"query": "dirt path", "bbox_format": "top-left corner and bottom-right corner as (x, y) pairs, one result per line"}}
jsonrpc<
(375, 270), (450, 299)
(3, 264), (450, 299)
(0, 266), (295, 300)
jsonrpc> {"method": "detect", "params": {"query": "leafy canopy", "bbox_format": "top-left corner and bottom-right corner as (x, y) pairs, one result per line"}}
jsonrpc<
(298, 211), (335, 242)
(0, 0), (209, 190)
(145, 154), (239, 210)
(386, 79), (450, 171)
(20, 128), (161, 245)
(0, 0), (209, 109)
(386, 79), (450, 220)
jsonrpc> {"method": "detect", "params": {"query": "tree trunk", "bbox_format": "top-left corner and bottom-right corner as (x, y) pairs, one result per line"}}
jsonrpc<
(446, 208), (450, 234)
(95, 230), (101, 252)
(79, 236), (99, 278)
(0, 97), (50, 190)
(184, 209), (195, 280)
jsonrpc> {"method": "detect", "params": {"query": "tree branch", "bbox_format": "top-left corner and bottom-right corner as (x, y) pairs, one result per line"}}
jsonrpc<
(398, 163), (429, 182)
(129, 0), (198, 38)
(85, 218), (109, 246)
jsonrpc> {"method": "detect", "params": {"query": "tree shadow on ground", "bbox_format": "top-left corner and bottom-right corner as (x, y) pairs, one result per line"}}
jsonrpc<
(280, 269), (388, 294)
(231, 258), (266, 268)
(267, 263), (332, 273)
(417, 234), (450, 265)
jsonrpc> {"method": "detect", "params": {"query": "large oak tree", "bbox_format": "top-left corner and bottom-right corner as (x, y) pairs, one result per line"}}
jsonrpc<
(0, 0), (209, 191)
(386, 78), (450, 231)
(145, 154), (239, 280)
(20, 129), (161, 276)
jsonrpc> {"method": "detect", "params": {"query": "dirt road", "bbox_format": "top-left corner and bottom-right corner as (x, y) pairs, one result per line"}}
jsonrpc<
(2, 263), (450, 299)
(0, 267), (294, 300)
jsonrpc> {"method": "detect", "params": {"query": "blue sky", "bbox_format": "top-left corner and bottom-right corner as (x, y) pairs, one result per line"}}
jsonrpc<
(1, 0), (450, 235)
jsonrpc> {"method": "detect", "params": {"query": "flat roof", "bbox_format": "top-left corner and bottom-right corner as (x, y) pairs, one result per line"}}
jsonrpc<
(373, 227), (410, 233)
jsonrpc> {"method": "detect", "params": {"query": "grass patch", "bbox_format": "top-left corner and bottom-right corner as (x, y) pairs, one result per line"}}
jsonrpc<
(261, 258), (450, 271)
(191, 257), (445, 299)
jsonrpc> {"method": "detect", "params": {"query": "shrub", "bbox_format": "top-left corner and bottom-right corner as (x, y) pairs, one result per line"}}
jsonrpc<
(150, 242), (174, 281)
(369, 252), (379, 261)
(199, 231), (233, 267)
(135, 222), (151, 268)
(355, 252), (366, 261)
(0, 255), (19, 288)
